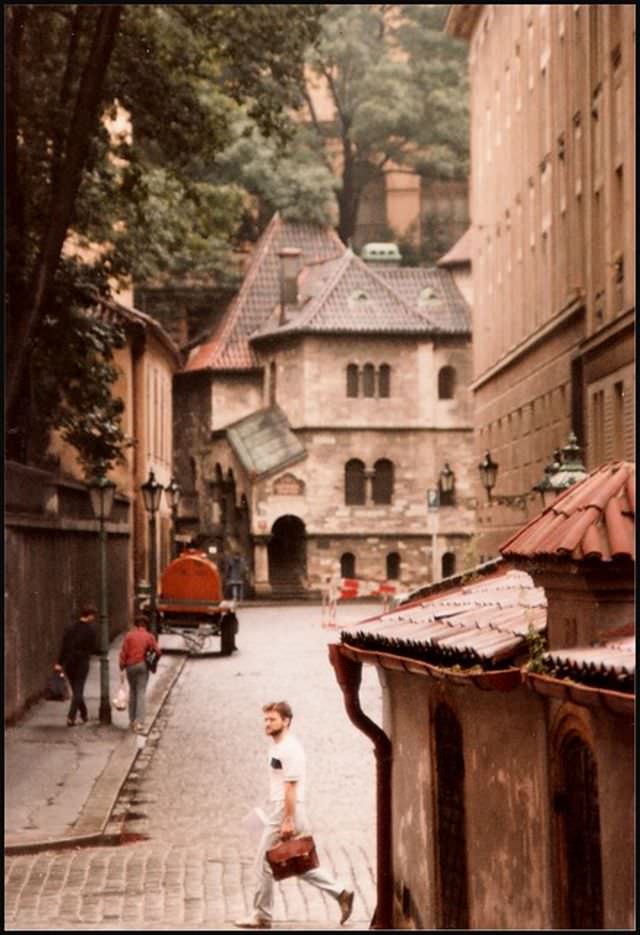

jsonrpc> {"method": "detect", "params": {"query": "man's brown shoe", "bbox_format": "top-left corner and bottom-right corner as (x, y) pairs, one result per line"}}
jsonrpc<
(339, 889), (354, 925)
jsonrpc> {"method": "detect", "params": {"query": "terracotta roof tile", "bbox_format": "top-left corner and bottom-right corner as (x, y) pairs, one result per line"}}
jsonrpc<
(500, 461), (635, 563)
(545, 634), (635, 688)
(254, 251), (467, 339)
(185, 214), (344, 372)
(341, 567), (547, 667)
(186, 213), (471, 371)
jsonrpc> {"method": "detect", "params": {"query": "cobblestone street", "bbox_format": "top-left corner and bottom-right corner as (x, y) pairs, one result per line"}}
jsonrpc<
(5, 603), (382, 930)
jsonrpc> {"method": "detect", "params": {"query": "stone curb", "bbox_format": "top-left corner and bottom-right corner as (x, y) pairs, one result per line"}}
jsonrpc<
(4, 654), (189, 856)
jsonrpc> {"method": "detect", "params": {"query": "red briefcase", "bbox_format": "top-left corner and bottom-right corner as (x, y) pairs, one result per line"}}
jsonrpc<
(266, 835), (319, 880)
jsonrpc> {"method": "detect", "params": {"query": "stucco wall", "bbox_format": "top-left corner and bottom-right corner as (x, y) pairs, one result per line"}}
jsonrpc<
(584, 707), (635, 929)
(381, 670), (552, 929)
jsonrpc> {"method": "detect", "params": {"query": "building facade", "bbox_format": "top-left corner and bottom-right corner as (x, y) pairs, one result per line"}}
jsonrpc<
(174, 214), (476, 597)
(447, 4), (635, 557)
(332, 460), (635, 929)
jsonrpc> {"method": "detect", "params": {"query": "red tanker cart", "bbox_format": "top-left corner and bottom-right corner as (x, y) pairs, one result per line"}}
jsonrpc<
(151, 549), (239, 655)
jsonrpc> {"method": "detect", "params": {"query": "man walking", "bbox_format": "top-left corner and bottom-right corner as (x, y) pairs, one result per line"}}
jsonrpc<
(234, 701), (354, 929)
(54, 603), (98, 726)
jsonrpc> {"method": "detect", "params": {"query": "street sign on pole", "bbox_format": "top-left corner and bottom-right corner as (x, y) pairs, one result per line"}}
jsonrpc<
(427, 488), (440, 512)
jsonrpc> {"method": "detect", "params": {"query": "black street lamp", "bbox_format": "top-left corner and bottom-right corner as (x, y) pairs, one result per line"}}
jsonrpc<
(439, 462), (455, 505)
(88, 472), (116, 726)
(141, 469), (163, 637)
(165, 477), (182, 559)
(478, 450), (498, 503)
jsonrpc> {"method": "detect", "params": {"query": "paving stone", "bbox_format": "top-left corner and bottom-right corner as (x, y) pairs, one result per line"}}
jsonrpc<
(5, 604), (381, 930)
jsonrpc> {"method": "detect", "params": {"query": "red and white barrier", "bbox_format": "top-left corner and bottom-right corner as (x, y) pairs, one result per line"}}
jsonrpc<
(321, 577), (399, 628)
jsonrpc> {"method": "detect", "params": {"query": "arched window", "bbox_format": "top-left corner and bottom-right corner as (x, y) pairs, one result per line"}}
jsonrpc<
(346, 364), (359, 398)
(386, 552), (400, 580)
(340, 552), (356, 578)
(433, 703), (469, 929)
(378, 363), (391, 398)
(372, 458), (394, 504)
(555, 731), (604, 928)
(438, 366), (457, 400)
(363, 363), (375, 397)
(345, 459), (366, 505)
(442, 552), (456, 578)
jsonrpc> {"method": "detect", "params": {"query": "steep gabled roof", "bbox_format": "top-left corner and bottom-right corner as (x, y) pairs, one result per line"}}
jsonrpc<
(186, 214), (472, 371)
(185, 214), (344, 372)
(252, 251), (470, 341)
(437, 226), (474, 268)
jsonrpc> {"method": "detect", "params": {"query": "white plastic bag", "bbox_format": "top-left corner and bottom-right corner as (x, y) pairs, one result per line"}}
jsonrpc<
(111, 672), (128, 710)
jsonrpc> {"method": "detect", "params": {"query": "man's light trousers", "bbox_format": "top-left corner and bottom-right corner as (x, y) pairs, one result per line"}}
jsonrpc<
(252, 803), (345, 922)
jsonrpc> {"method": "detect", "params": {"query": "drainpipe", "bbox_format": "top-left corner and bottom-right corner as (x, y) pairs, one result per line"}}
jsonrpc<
(328, 643), (393, 930)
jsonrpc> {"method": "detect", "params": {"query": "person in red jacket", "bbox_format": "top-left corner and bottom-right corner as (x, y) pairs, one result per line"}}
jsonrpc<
(119, 615), (161, 733)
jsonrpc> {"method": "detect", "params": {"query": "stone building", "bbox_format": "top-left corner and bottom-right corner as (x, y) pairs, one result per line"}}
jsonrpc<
(331, 459), (634, 929)
(446, 4), (636, 558)
(173, 213), (475, 597)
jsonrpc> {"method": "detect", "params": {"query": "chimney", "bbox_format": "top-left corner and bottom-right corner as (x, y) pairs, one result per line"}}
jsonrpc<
(278, 248), (302, 318)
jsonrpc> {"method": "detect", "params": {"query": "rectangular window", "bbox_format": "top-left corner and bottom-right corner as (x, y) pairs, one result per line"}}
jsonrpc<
(591, 390), (605, 464)
(613, 382), (624, 459)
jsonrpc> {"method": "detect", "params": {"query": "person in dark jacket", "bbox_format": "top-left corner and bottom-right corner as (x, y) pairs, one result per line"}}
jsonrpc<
(54, 603), (98, 726)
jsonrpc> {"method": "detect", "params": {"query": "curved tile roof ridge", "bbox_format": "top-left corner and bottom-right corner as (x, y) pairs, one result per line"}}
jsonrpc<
(500, 460), (635, 563)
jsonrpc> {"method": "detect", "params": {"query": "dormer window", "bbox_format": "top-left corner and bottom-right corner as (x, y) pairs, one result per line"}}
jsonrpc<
(350, 289), (370, 302)
(419, 286), (441, 307)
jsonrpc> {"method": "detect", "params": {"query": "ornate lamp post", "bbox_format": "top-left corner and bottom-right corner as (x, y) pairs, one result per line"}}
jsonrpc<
(164, 477), (182, 559)
(478, 450), (499, 503)
(88, 472), (116, 726)
(141, 469), (163, 637)
(439, 462), (455, 504)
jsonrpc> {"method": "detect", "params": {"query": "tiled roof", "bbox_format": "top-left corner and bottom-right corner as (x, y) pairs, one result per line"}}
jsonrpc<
(254, 252), (470, 340)
(340, 567), (547, 668)
(437, 226), (474, 268)
(544, 632), (635, 691)
(185, 214), (344, 372)
(226, 405), (306, 478)
(374, 266), (470, 333)
(185, 214), (471, 371)
(500, 461), (635, 562)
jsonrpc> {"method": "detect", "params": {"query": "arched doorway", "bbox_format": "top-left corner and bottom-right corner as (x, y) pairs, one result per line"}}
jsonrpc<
(268, 515), (307, 594)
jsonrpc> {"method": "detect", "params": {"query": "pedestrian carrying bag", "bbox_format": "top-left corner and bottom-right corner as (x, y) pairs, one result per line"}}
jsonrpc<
(111, 672), (128, 710)
(46, 670), (69, 701)
(266, 835), (319, 880)
(145, 647), (159, 673)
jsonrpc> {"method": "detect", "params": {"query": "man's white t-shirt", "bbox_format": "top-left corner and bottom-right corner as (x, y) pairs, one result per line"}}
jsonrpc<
(268, 732), (306, 803)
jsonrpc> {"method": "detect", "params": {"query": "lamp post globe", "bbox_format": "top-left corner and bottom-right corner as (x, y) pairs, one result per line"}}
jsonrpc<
(88, 473), (116, 726)
(165, 477), (182, 559)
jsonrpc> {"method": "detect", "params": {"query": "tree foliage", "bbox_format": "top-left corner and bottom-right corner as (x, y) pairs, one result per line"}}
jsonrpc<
(304, 4), (469, 244)
(6, 3), (324, 474)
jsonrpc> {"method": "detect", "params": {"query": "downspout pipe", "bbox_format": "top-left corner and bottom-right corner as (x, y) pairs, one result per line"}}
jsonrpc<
(328, 643), (393, 930)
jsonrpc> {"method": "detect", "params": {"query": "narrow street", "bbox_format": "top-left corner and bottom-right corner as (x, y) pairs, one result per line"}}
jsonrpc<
(5, 603), (382, 931)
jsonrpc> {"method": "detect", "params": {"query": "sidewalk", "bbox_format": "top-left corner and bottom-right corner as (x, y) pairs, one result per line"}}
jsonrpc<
(4, 632), (187, 855)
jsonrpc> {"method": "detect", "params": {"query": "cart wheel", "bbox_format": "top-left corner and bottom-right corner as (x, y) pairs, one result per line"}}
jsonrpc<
(221, 614), (236, 655)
